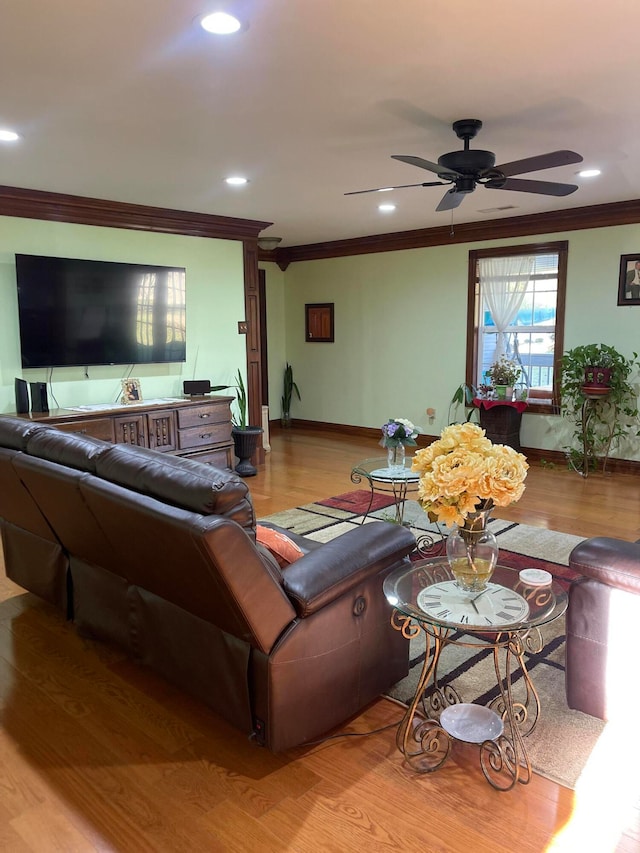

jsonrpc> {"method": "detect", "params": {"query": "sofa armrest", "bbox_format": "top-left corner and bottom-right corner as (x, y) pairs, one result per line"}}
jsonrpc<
(282, 522), (416, 617)
(569, 537), (640, 595)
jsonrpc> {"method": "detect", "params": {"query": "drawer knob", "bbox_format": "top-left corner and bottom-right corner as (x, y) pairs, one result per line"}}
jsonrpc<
(199, 413), (211, 419)
(200, 433), (212, 439)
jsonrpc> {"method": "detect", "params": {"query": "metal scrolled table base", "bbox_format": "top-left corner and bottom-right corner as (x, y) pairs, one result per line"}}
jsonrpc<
(391, 611), (539, 791)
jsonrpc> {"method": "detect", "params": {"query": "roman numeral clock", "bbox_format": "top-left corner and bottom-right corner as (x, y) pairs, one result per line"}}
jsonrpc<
(417, 581), (530, 627)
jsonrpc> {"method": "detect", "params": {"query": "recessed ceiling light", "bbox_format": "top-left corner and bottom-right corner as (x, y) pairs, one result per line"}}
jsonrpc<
(378, 203), (396, 213)
(578, 169), (601, 178)
(0, 129), (20, 142)
(201, 11), (242, 34)
(225, 175), (248, 186)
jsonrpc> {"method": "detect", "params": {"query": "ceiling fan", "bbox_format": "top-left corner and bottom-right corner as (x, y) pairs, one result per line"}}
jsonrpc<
(346, 119), (583, 212)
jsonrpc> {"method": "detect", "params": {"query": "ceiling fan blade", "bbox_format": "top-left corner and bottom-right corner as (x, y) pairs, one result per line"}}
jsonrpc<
(436, 189), (466, 212)
(392, 154), (462, 178)
(485, 177), (579, 196)
(345, 180), (446, 196)
(491, 150), (583, 178)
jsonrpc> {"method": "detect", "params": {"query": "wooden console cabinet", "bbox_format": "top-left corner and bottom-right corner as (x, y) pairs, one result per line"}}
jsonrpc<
(7, 396), (235, 468)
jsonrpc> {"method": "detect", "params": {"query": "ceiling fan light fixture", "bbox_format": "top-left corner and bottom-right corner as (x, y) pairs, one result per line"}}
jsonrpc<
(0, 129), (20, 142)
(257, 236), (282, 251)
(578, 168), (601, 178)
(200, 11), (242, 34)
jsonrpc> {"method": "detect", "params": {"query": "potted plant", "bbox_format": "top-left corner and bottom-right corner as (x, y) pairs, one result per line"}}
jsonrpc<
(486, 357), (522, 400)
(448, 382), (479, 424)
(560, 343), (639, 475)
(231, 369), (263, 477)
(281, 363), (301, 428)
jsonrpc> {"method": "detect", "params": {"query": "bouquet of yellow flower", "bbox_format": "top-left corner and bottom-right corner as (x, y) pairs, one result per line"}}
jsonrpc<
(411, 422), (528, 526)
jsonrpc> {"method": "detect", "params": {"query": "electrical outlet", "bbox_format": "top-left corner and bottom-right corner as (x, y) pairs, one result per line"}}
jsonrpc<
(238, 321), (248, 334)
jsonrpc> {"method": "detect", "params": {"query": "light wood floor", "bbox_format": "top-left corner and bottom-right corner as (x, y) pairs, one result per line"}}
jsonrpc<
(1, 428), (639, 852)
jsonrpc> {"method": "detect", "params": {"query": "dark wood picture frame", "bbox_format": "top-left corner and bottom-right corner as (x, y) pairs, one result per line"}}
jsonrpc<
(305, 303), (334, 342)
(618, 254), (640, 305)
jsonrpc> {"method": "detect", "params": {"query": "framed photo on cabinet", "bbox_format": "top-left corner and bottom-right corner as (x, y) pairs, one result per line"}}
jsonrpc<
(120, 378), (143, 404)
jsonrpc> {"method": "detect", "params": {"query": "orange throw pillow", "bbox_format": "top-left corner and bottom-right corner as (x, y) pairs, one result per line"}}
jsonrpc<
(256, 525), (305, 568)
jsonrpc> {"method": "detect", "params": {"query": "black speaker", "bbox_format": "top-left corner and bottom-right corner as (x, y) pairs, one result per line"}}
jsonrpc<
(183, 380), (211, 396)
(14, 378), (29, 413)
(29, 381), (49, 413)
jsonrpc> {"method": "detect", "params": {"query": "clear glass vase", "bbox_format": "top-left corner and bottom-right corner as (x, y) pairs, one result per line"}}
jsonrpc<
(386, 442), (406, 473)
(446, 507), (498, 592)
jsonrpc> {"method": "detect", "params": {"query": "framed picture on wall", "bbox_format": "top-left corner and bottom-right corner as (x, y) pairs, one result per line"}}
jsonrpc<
(618, 254), (640, 305)
(305, 303), (334, 342)
(120, 378), (143, 404)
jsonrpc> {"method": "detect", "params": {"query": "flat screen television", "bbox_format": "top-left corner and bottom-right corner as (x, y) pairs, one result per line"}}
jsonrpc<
(16, 254), (187, 368)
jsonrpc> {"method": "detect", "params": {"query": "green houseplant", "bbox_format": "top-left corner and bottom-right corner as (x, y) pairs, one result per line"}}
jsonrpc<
(560, 343), (639, 475)
(448, 382), (479, 425)
(281, 363), (301, 428)
(231, 369), (263, 477)
(486, 357), (522, 400)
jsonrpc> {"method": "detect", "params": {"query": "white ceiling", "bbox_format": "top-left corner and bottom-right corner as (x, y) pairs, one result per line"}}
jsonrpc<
(1, 0), (638, 247)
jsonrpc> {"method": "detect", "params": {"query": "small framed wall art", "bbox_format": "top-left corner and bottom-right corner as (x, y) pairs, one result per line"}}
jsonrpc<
(305, 303), (334, 342)
(618, 254), (640, 305)
(120, 378), (143, 404)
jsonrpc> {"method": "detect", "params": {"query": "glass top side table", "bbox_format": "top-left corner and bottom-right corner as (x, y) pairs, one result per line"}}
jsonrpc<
(384, 557), (568, 790)
(350, 456), (419, 525)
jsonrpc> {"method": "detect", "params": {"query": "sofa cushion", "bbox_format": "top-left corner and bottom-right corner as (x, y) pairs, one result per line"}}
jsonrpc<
(95, 443), (256, 531)
(26, 428), (111, 472)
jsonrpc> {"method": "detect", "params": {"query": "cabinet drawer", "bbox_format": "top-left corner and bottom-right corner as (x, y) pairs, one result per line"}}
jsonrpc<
(180, 447), (233, 469)
(56, 418), (115, 442)
(177, 421), (231, 450)
(177, 402), (230, 429)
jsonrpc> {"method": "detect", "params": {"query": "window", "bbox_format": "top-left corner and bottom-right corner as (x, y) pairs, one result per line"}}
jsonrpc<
(467, 241), (567, 413)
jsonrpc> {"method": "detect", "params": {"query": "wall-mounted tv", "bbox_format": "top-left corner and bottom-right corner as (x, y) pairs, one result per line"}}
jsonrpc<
(16, 254), (187, 368)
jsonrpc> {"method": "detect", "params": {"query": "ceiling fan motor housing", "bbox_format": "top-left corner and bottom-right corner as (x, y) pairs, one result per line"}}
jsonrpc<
(438, 149), (496, 176)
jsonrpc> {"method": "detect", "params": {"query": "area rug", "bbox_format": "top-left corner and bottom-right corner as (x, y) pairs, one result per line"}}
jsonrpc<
(260, 490), (610, 790)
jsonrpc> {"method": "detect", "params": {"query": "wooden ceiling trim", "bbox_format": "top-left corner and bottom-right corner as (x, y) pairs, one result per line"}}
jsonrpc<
(275, 198), (640, 266)
(0, 185), (272, 240)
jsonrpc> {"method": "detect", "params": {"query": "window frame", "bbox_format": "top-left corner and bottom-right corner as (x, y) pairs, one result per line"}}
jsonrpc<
(466, 241), (568, 415)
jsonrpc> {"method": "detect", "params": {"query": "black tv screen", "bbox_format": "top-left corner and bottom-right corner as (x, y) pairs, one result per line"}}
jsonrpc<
(16, 254), (187, 368)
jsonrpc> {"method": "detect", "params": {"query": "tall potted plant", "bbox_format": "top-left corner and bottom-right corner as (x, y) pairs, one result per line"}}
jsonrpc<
(281, 363), (301, 428)
(231, 369), (263, 477)
(560, 343), (639, 475)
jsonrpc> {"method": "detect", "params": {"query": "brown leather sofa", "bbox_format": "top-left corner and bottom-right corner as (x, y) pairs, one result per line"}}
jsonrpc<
(566, 536), (640, 720)
(0, 415), (416, 752)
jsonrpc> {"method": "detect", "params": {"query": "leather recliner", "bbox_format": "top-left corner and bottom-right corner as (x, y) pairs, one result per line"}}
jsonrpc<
(0, 415), (416, 751)
(566, 536), (640, 720)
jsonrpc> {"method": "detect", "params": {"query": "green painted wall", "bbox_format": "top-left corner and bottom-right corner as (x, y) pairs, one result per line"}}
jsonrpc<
(0, 216), (246, 413)
(265, 223), (640, 460)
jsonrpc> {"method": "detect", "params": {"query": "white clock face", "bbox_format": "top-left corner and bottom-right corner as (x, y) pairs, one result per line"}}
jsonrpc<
(416, 581), (530, 628)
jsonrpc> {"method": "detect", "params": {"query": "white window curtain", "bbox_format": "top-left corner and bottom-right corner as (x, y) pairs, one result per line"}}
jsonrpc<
(478, 255), (537, 361)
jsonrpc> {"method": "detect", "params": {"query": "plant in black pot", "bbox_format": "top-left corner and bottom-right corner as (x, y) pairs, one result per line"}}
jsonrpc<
(231, 369), (263, 477)
(560, 343), (639, 475)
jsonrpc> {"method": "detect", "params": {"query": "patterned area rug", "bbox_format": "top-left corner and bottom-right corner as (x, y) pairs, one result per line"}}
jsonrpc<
(260, 490), (610, 790)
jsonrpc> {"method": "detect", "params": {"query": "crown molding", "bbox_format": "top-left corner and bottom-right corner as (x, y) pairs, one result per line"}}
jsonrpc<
(0, 185), (272, 240)
(275, 198), (640, 266)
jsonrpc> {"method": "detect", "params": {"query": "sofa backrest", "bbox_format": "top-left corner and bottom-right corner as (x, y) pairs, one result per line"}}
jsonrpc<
(0, 417), (51, 450)
(78, 477), (296, 653)
(94, 443), (256, 535)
